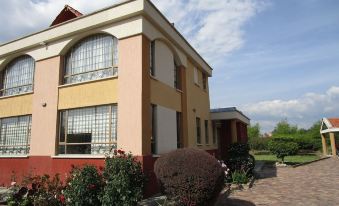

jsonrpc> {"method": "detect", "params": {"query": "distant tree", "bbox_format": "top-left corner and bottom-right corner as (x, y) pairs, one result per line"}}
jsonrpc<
(248, 123), (261, 139)
(305, 121), (321, 139)
(272, 120), (298, 137)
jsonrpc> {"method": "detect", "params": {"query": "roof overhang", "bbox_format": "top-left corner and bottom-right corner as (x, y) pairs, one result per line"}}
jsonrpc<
(210, 107), (250, 125)
(320, 117), (339, 134)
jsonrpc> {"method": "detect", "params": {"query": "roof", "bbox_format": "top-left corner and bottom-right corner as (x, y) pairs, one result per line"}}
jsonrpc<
(320, 118), (339, 134)
(50, 5), (83, 26)
(210, 107), (250, 125)
(328, 118), (339, 128)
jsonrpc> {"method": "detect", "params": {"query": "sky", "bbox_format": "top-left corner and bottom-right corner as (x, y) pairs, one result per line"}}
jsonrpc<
(0, 0), (338, 132)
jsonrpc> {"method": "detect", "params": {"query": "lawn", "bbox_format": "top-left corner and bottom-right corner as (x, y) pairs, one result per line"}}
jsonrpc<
(253, 154), (320, 165)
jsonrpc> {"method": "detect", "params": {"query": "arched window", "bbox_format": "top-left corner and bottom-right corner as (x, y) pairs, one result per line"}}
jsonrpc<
(64, 34), (118, 84)
(0, 56), (35, 97)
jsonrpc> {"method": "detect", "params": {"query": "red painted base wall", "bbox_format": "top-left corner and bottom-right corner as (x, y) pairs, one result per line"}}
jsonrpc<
(0, 155), (159, 197)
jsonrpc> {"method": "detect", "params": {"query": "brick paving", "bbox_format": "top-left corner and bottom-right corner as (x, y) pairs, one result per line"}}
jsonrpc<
(219, 157), (339, 206)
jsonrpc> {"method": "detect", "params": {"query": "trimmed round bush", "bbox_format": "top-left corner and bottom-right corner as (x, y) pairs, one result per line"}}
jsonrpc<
(154, 148), (224, 206)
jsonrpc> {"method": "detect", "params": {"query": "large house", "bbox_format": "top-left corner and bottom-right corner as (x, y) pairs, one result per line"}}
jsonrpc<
(0, 0), (249, 193)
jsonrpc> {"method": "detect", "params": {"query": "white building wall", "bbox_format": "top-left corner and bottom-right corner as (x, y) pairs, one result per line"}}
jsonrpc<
(156, 105), (177, 154)
(154, 40), (175, 88)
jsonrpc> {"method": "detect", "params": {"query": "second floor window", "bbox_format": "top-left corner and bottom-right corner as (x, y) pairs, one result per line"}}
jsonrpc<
(64, 34), (118, 84)
(0, 115), (32, 156)
(1, 56), (35, 97)
(202, 73), (207, 90)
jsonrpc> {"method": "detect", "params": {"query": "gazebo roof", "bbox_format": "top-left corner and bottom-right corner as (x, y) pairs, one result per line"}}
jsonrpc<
(320, 117), (339, 133)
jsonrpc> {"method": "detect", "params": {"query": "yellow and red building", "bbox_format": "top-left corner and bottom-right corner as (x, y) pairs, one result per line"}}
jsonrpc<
(0, 0), (249, 193)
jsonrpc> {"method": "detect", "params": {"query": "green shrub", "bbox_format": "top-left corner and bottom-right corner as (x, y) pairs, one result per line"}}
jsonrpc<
(248, 137), (270, 151)
(228, 143), (250, 158)
(231, 170), (249, 185)
(64, 165), (103, 206)
(101, 149), (144, 206)
(226, 143), (255, 178)
(295, 137), (321, 151)
(7, 174), (65, 206)
(154, 148), (224, 206)
(268, 139), (299, 163)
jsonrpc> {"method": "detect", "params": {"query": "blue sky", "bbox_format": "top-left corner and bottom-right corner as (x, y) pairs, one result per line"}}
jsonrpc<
(0, 0), (338, 132)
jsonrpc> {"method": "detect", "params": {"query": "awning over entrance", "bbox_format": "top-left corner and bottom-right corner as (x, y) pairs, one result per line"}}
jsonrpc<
(210, 107), (250, 159)
(320, 118), (338, 156)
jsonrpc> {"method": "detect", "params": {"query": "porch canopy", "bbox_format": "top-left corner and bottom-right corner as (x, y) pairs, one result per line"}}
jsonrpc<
(320, 118), (338, 156)
(210, 107), (250, 159)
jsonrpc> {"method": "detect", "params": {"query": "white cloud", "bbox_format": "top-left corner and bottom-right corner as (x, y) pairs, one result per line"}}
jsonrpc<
(241, 86), (339, 132)
(0, 0), (121, 43)
(152, 0), (269, 65)
(0, 0), (267, 66)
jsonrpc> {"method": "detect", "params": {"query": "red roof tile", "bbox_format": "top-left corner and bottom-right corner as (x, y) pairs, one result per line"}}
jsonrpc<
(328, 118), (339, 128)
(50, 5), (83, 27)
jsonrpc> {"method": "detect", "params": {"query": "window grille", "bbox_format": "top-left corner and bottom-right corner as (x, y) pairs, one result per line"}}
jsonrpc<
(174, 61), (181, 90)
(202, 73), (207, 90)
(0, 115), (31, 155)
(64, 34), (118, 84)
(0, 56), (34, 96)
(59, 104), (117, 155)
(194, 67), (199, 85)
(150, 41), (155, 76)
(196, 117), (201, 144)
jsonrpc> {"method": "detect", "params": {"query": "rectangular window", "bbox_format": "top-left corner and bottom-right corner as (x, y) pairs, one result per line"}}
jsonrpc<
(0, 115), (31, 155)
(196, 117), (201, 144)
(58, 104), (117, 155)
(151, 104), (157, 154)
(174, 63), (181, 90)
(212, 122), (217, 144)
(205, 120), (209, 145)
(202, 73), (207, 90)
(150, 41), (155, 76)
(194, 67), (199, 85)
(176, 112), (182, 148)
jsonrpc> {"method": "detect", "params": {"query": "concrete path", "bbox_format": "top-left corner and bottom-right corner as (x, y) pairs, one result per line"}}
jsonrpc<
(219, 157), (339, 206)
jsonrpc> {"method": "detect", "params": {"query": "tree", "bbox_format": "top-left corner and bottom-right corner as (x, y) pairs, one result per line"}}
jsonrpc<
(272, 120), (298, 137)
(268, 139), (299, 163)
(248, 123), (261, 139)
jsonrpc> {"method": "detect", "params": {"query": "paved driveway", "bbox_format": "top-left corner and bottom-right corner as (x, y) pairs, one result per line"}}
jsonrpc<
(219, 157), (339, 206)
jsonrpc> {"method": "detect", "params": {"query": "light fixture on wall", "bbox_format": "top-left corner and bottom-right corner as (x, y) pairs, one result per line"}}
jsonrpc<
(41, 103), (47, 107)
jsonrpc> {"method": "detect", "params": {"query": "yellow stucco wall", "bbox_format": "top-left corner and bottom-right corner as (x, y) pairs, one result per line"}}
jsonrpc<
(0, 93), (33, 118)
(185, 60), (216, 150)
(58, 77), (118, 110)
(150, 78), (182, 112)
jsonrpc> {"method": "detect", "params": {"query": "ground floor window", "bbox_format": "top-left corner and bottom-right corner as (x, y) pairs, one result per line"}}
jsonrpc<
(205, 120), (209, 144)
(58, 104), (117, 155)
(176, 112), (182, 148)
(151, 104), (157, 154)
(196, 117), (201, 144)
(0, 115), (31, 155)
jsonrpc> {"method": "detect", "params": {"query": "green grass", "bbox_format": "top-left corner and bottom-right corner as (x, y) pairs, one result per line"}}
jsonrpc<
(253, 154), (320, 165)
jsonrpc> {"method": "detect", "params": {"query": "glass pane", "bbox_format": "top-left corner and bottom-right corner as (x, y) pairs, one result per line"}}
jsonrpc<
(0, 115), (31, 155)
(59, 105), (118, 155)
(2, 56), (34, 96)
(64, 34), (118, 84)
